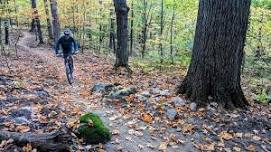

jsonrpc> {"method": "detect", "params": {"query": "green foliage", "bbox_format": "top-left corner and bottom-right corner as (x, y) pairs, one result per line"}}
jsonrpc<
(256, 89), (269, 104)
(252, 0), (271, 9)
(78, 113), (111, 144)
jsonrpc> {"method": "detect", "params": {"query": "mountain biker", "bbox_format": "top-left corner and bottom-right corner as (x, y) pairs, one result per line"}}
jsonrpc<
(55, 29), (77, 57)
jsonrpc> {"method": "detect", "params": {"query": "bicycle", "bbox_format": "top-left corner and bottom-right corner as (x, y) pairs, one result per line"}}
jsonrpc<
(57, 52), (78, 85)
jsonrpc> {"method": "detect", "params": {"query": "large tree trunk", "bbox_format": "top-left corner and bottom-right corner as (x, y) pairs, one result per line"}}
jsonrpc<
(50, 0), (61, 45)
(177, 0), (251, 109)
(113, 0), (130, 68)
(43, 0), (53, 40)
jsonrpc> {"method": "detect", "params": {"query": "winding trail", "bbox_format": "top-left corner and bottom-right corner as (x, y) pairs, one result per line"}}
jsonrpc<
(17, 32), (194, 152)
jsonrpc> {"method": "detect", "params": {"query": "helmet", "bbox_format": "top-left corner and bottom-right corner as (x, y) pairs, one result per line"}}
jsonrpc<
(63, 29), (71, 35)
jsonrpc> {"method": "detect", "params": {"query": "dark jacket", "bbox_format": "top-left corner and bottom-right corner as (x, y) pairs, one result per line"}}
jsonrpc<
(55, 36), (76, 55)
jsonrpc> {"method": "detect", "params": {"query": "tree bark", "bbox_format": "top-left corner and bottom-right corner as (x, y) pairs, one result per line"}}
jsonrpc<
(177, 0), (251, 109)
(170, 0), (176, 64)
(109, 8), (116, 53)
(0, 131), (70, 152)
(43, 0), (53, 40)
(4, 21), (9, 45)
(113, 0), (130, 68)
(50, 0), (61, 45)
(129, 0), (134, 56)
(159, 0), (164, 63)
(0, 18), (2, 45)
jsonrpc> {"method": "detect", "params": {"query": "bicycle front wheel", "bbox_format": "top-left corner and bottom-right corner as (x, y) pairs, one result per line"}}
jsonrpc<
(65, 57), (74, 85)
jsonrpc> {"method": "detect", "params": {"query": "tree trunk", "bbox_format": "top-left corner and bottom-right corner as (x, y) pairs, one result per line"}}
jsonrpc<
(109, 8), (116, 53)
(0, 18), (2, 45)
(170, 0), (176, 64)
(30, 0), (37, 32)
(177, 0), (251, 109)
(113, 0), (130, 68)
(50, 0), (61, 45)
(159, 0), (164, 63)
(141, 0), (147, 58)
(129, 0), (134, 56)
(36, 19), (44, 44)
(4, 21), (9, 45)
(43, 0), (53, 40)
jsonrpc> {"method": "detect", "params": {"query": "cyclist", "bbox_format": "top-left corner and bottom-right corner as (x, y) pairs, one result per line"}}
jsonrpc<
(55, 29), (78, 84)
(55, 29), (77, 57)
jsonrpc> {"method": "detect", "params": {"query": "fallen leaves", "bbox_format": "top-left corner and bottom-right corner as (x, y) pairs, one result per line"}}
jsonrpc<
(219, 131), (233, 140)
(15, 125), (30, 133)
(195, 143), (215, 151)
(158, 142), (168, 151)
(112, 129), (120, 135)
(0, 139), (14, 148)
(141, 113), (153, 123)
(182, 123), (195, 133)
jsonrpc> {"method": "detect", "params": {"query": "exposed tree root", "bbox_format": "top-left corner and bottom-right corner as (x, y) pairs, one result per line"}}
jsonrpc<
(0, 131), (70, 152)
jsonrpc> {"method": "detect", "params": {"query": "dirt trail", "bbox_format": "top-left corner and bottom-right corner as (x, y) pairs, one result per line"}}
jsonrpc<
(16, 32), (193, 152)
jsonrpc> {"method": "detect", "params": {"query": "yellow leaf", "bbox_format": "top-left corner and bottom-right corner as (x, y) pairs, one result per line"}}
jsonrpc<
(247, 144), (256, 152)
(158, 142), (168, 151)
(16, 125), (30, 133)
(141, 113), (153, 123)
(196, 143), (215, 151)
(219, 131), (233, 140)
(252, 135), (261, 141)
(182, 124), (194, 133)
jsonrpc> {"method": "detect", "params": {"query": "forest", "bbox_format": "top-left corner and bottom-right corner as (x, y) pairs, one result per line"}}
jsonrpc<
(0, 0), (270, 151)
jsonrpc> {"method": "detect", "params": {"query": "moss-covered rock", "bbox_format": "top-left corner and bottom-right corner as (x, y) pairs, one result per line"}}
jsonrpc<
(77, 113), (111, 144)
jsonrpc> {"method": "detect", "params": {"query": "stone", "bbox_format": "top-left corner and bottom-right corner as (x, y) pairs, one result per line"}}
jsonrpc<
(0, 116), (8, 123)
(141, 91), (151, 98)
(160, 90), (170, 96)
(171, 97), (186, 106)
(106, 87), (136, 99)
(78, 113), (111, 144)
(13, 117), (31, 124)
(10, 107), (32, 119)
(91, 83), (115, 93)
(35, 88), (50, 98)
(190, 102), (197, 112)
(151, 88), (161, 94)
(166, 109), (177, 120)
(137, 95), (148, 102)
(210, 102), (218, 108)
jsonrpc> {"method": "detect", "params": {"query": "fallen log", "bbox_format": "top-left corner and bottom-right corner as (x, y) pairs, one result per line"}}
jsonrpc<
(0, 130), (70, 152)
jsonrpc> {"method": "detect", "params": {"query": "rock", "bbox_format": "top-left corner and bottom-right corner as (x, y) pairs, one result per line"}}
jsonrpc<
(160, 90), (170, 96)
(0, 116), (8, 123)
(151, 88), (161, 94)
(10, 107), (32, 119)
(210, 102), (218, 108)
(190, 102), (197, 112)
(91, 83), (115, 93)
(13, 117), (31, 124)
(35, 88), (50, 98)
(141, 91), (151, 98)
(77, 113), (111, 144)
(171, 97), (186, 106)
(166, 109), (177, 120)
(137, 95), (148, 102)
(106, 87), (136, 99)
